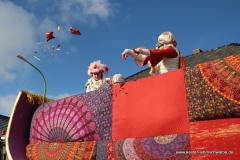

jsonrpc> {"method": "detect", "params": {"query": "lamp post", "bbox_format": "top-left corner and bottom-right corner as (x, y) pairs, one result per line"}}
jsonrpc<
(17, 55), (46, 103)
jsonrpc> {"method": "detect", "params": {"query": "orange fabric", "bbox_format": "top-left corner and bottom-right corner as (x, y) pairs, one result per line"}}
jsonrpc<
(26, 141), (96, 160)
(112, 69), (189, 140)
(189, 118), (240, 159)
(179, 54), (186, 69)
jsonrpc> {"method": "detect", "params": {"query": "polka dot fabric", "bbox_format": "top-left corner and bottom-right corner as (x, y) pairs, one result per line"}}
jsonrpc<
(112, 69), (190, 140)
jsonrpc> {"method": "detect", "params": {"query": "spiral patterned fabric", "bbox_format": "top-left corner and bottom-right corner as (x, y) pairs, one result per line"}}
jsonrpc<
(184, 55), (240, 122)
(24, 54), (240, 159)
(29, 86), (112, 143)
(200, 55), (240, 103)
(26, 141), (96, 160)
(96, 134), (191, 160)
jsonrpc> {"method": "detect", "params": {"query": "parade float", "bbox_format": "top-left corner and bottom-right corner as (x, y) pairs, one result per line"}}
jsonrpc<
(5, 53), (240, 159)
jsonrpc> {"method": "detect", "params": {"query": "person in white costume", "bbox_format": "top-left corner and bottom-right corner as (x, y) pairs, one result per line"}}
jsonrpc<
(122, 31), (183, 75)
(85, 61), (125, 92)
(85, 60), (110, 92)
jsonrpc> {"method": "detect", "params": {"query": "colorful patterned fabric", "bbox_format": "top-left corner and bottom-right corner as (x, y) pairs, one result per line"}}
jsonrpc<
(96, 134), (191, 160)
(29, 86), (112, 143)
(96, 140), (108, 160)
(184, 55), (240, 122)
(179, 53), (186, 69)
(189, 118), (240, 159)
(25, 54), (240, 159)
(112, 69), (189, 140)
(26, 141), (96, 160)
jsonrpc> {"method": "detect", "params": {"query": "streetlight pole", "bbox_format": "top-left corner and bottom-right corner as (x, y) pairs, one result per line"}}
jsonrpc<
(17, 55), (46, 103)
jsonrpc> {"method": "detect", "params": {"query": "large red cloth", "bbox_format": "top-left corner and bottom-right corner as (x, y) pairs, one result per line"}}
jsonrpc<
(112, 69), (189, 140)
(189, 118), (240, 159)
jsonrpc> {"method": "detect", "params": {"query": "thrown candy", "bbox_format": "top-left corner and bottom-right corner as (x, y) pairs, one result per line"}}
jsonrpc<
(52, 46), (54, 49)
(38, 41), (54, 57)
(34, 56), (40, 61)
(34, 50), (37, 53)
(69, 27), (81, 35)
(67, 52), (70, 54)
(58, 26), (61, 32)
(56, 44), (60, 51)
(46, 31), (55, 41)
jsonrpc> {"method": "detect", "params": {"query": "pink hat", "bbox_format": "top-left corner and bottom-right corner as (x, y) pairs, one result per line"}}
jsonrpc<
(87, 60), (109, 75)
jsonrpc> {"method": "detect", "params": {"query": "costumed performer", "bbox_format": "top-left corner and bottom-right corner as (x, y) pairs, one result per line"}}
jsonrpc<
(85, 60), (109, 92)
(122, 31), (184, 75)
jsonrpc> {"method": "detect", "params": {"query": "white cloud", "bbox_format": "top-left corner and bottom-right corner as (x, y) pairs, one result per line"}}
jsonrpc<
(0, 0), (116, 81)
(60, 0), (114, 25)
(0, 1), (38, 83)
(0, 0), (114, 116)
(0, 1), (68, 83)
(79, 0), (112, 19)
(0, 94), (17, 117)
(0, 0), (115, 83)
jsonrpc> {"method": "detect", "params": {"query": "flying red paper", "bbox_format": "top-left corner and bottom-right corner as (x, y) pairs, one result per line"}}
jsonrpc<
(69, 27), (81, 35)
(46, 31), (55, 41)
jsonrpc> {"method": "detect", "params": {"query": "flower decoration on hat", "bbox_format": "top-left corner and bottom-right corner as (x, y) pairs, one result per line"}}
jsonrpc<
(87, 60), (109, 75)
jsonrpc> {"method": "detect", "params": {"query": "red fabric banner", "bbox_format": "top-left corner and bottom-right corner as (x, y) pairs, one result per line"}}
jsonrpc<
(112, 69), (189, 140)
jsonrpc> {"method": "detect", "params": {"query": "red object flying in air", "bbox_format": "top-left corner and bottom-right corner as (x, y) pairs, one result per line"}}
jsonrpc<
(46, 31), (55, 41)
(69, 27), (81, 35)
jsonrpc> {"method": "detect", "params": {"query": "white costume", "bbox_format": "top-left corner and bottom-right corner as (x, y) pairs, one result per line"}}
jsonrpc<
(85, 60), (109, 92)
(147, 45), (180, 75)
(122, 32), (180, 75)
(86, 78), (109, 92)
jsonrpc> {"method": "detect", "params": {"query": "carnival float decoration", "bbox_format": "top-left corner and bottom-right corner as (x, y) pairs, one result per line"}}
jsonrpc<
(5, 54), (240, 159)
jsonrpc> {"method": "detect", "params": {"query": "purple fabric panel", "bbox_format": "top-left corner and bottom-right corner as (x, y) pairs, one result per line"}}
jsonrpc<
(7, 92), (35, 160)
(96, 140), (108, 160)
(29, 86), (112, 143)
(78, 86), (112, 140)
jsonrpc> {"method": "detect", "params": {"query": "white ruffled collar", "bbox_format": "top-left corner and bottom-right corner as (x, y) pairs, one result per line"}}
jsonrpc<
(88, 78), (106, 90)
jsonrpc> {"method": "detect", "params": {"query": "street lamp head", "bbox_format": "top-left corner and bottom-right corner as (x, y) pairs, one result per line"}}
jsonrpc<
(16, 54), (47, 102)
(17, 55), (27, 62)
